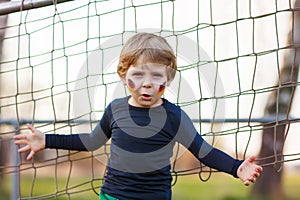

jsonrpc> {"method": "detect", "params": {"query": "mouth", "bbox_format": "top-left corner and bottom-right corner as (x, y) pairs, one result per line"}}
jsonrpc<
(142, 94), (151, 97)
(141, 93), (152, 100)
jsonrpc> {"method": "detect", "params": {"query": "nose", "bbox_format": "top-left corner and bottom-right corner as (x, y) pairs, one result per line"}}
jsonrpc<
(142, 76), (152, 88)
(142, 81), (152, 88)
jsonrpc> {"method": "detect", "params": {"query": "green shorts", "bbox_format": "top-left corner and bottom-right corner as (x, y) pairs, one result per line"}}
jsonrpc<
(99, 191), (118, 200)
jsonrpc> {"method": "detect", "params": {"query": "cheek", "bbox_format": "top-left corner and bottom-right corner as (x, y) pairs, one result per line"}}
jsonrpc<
(127, 78), (143, 91)
(158, 82), (166, 95)
(127, 79), (136, 93)
(128, 79), (135, 89)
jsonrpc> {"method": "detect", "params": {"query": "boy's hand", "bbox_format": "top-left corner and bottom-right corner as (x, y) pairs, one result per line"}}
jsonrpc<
(14, 124), (45, 160)
(237, 156), (263, 186)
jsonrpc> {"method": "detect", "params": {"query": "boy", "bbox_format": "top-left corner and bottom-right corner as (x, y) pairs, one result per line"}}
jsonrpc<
(14, 33), (262, 200)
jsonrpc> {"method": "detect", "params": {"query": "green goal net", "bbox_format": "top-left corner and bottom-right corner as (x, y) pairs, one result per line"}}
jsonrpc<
(1, 0), (300, 199)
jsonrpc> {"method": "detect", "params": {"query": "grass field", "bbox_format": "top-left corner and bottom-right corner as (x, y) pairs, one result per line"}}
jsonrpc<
(0, 172), (299, 200)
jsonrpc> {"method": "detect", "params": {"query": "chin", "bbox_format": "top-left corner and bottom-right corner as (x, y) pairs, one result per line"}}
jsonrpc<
(138, 102), (153, 108)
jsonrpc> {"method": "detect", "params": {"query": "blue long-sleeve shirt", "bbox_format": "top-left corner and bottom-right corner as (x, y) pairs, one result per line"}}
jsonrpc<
(46, 96), (243, 200)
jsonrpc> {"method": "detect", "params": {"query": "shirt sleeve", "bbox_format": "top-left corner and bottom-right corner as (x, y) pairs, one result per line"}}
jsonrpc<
(45, 106), (112, 151)
(175, 109), (243, 178)
(187, 137), (243, 178)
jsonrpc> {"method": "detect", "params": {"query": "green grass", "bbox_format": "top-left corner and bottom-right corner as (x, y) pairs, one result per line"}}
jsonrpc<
(172, 173), (250, 200)
(173, 172), (300, 200)
(1, 173), (300, 200)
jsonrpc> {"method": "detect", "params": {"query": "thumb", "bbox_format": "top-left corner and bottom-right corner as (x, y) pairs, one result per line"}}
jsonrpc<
(247, 155), (256, 163)
(27, 124), (37, 133)
(27, 150), (35, 160)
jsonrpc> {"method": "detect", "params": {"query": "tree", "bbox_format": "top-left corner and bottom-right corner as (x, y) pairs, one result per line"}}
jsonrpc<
(251, 1), (300, 199)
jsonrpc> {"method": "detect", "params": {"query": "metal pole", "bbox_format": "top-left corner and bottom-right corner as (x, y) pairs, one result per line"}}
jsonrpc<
(12, 122), (20, 200)
(0, 0), (74, 16)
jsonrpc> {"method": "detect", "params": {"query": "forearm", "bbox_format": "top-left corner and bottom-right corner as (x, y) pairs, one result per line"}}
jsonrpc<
(46, 123), (110, 151)
(199, 147), (243, 178)
(46, 134), (89, 151)
(187, 138), (243, 177)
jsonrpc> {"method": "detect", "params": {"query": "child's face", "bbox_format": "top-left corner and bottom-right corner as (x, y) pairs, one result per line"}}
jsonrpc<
(121, 60), (170, 108)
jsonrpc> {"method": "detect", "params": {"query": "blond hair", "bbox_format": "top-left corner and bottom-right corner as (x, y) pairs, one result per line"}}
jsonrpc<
(117, 33), (177, 81)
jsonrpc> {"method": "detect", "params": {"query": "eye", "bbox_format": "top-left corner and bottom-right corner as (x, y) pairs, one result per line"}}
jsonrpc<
(132, 72), (143, 76)
(153, 73), (163, 78)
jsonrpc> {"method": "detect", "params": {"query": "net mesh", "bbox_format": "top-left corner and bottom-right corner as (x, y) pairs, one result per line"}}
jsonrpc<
(1, 0), (300, 199)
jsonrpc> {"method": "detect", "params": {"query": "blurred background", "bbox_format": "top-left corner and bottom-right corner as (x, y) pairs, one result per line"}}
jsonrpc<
(0, 0), (300, 199)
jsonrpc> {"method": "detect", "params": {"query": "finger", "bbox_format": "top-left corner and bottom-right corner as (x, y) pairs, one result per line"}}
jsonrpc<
(256, 172), (261, 177)
(18, 145), (31, 153)
(13, 134), (27, 140)
(248, 175), (256, 182)
(256, 166), (263, 172)
(14, 139), (28, 145)
(247, 176), (254, 183)
(26, 150), (35, 160)
(244, 180), (250, 186)
(252, 172), (260, 178)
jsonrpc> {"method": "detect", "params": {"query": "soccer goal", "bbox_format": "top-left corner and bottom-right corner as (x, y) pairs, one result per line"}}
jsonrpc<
(1, 0), (300, 199)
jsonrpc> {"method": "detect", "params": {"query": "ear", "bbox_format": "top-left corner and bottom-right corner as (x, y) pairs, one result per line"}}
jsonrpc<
(120, 75), (127, 85)
(165, 80), (172, 87)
